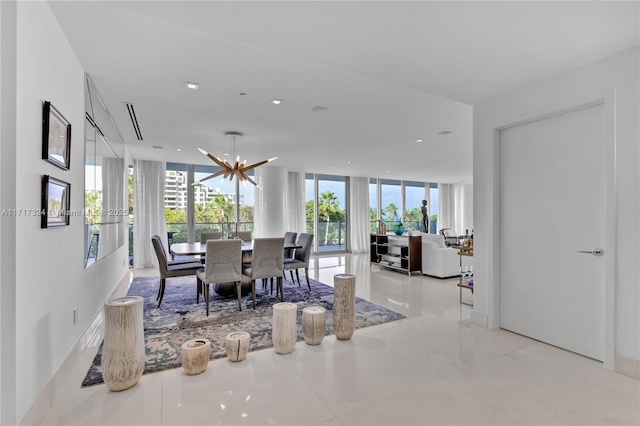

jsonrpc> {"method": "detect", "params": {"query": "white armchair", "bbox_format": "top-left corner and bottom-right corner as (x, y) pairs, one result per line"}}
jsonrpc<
(420, 233), (472, 278)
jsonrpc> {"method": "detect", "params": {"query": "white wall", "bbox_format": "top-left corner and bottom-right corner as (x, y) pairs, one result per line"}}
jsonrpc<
(473, 47), (639, 368)
(13, 2), (129, 421)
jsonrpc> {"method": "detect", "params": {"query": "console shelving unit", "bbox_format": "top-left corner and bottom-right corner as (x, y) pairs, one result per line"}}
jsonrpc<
(370, 234), (422, 276)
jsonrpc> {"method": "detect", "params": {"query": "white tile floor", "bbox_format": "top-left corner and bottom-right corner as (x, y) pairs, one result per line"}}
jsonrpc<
(38, 254), (639, 425)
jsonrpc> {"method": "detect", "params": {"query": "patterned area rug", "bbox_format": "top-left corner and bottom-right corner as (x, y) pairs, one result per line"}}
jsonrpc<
(81, 275), (405, 387)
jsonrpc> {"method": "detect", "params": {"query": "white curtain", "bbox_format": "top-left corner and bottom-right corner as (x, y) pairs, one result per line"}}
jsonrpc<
(97, 157), (124, 258)
(349, 176), (370, 253)
(286, 171), (306, 235)
(133, 159), (167, 268)
(438, 183), (473, 235)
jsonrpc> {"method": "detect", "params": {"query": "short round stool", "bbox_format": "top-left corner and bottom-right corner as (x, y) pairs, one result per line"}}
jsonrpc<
(302, 306), (326, 345)
(272, 302), (298, 354)
(225, 332), (250, 362)
(181, 339), (211, 375)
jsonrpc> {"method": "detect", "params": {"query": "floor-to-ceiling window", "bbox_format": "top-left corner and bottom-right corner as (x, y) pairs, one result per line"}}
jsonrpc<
(404, 181), (426, 232)
(165, 162), (254, 243)
(369, 177), (377, 233)
(429, 183), (438, 233)
(380, 179), (402, 228)
(305, 173), (347, 253)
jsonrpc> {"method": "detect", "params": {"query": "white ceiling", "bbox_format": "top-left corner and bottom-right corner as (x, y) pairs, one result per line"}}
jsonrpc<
(49, 1), (639, 184)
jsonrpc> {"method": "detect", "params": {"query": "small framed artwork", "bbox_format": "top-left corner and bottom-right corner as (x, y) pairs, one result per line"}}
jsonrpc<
(41, 175), (70, 228)
(42, 101), (71, 170)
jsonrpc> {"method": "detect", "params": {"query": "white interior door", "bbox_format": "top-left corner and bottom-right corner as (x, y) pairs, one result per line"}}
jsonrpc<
(499, 104), (606, 361)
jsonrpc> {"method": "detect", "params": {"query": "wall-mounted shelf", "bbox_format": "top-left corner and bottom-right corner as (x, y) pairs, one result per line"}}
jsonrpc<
(370, 234), (422, 276)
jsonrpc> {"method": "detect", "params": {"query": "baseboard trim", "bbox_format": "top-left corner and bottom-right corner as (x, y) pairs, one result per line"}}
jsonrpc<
(470, 310), (488, 327)
(19, 271), (131, 425)
(614, 353), (640, 379)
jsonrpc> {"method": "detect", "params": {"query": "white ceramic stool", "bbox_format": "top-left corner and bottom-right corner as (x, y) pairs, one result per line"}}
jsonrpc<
(272, 302), (298, 354)
(181, 338), (211, 375)
(225, 332), (250, 362)
(333, 274), (356, 340)
(302, 306), (326, 345)
(102, 296), (145, 391)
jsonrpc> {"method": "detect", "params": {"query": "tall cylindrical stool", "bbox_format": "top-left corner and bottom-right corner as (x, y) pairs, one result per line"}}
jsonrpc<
(181, 339), (211, 375)
(225, 332), (250, 362)
(102, 296), (145, 391)
(333, 274), (356, 340)
(302, 306), (326, 345)
(272, 302), (297, 354)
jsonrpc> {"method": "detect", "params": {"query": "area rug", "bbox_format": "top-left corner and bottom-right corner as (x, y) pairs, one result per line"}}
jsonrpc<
(81, 275), (405, 387)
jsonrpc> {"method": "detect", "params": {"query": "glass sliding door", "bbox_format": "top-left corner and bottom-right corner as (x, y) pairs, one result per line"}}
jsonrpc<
(165, 162), (188, 243)
(429, 183), (438, 233)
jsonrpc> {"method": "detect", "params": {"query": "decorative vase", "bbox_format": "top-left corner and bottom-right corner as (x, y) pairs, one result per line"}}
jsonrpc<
(272, 302), (298, 354)
(225, 332), (250, 362)
(102, 296), (145, 391)
(393, 223), (405, 235)
(333, 274), (356, 340)
(302, 306), (326, 345)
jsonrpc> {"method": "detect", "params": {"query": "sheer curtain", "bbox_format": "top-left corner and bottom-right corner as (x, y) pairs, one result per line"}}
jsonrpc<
(286, 171), (306, 235)
(349, 176), (370, 253)
(133, 159), (167, 268)
(97, 157), (124, 257)
(438, 183), (473, 235)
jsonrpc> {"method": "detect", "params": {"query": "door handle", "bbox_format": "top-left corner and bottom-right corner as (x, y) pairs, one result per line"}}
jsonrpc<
(576, 248), (604, 256)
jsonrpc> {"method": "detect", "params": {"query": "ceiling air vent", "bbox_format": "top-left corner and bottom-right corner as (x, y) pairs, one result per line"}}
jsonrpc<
(437, 130), (452, 135)
(123, 102), (143, 141)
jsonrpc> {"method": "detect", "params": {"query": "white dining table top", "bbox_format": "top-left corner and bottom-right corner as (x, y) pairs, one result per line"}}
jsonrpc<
(170, 240), (301, 256)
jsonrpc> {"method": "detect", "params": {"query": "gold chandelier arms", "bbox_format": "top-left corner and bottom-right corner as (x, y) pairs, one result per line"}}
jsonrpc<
(194, 143), (277, 188)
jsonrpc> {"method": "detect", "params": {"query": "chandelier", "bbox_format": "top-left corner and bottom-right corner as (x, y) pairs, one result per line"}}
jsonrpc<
(193, 131), (276, 188)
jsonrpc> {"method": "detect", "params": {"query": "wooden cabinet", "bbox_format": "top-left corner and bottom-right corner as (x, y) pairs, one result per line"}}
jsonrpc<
(370, 234), (422, 276)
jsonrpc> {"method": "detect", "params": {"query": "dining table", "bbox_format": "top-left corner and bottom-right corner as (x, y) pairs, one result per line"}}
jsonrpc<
(170, 240), (302, 257)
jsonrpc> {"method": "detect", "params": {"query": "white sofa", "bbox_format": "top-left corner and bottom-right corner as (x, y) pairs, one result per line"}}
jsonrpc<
(420, 233), (472, 278)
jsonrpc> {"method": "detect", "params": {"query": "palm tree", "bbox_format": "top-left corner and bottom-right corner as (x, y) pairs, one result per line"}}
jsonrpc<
(383, 202), (400, 225)
(318, 191), (339, 245)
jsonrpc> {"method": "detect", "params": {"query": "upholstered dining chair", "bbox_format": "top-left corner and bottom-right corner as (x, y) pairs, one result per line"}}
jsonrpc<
(151, 237), (203, 308)
(152, 234), (196, 266)
(196, 239), (251, 315)
(200, 231), (222, 243)
(284, 233), (314, 291)
(243, 238), (285, 301)
(236, 231), (252, 242)
(283, 231), (297, 259)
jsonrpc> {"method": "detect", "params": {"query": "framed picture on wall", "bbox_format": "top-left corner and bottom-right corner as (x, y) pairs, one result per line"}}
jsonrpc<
(41, 175), (70, 228)
(42, 101), (71, 170)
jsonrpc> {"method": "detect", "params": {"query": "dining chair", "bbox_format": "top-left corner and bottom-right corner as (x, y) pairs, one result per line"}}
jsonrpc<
(236, 231), (252, 242)
(200, 231), (222, 243)
(283, 231), (297, 259)
(196, 239), (252, 315)
(152, 234), (196, 266)
(151, 237), (204, 308)
(284, 233), (314, 290)
(243, 238), (285, 301)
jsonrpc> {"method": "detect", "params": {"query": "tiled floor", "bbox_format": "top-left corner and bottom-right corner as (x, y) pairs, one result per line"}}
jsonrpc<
(38, 254), (639, 425)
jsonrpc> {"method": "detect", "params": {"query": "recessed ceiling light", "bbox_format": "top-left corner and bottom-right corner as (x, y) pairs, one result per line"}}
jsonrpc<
(270, 99), (283, 105)
(239, 92), (247, 97)
(176, 148), (182, 151)
(416, 139), (424, 143)
(437, 130), (452, 135)
(347, 161), (353, 164)
(223, 153), (229, 156)
(312, 105), (328, 112)
(185, 82), (199, 90)
(385, 170), (391, 173)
